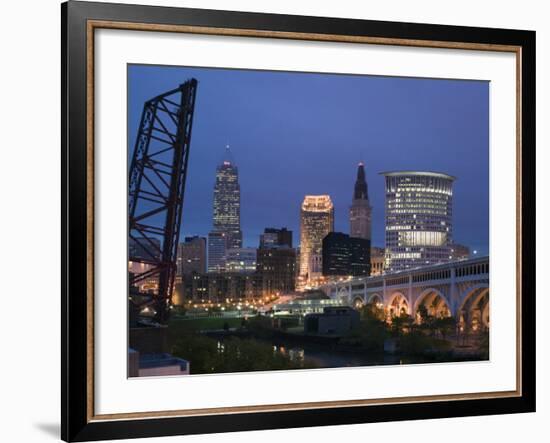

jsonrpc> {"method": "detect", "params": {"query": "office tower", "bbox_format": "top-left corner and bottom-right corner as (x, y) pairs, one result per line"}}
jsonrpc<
(257, 227), (297, 297)
(257, 248), (297, 296)
(322, 232), (371, 277)
(181, 273), (261, 302)
(212, 145), (242, 249)
(176, 236), (206, 276)
(225, 248), (258, 273)
(299, 195), (334, 282)
(207, 231), (227, 273)
(349, 162), (372, 241)
(382, 171), (455, 271)
(259, 227), (293, 249)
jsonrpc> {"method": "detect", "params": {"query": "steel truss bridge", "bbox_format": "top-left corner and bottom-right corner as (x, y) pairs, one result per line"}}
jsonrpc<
(128, 79), (198, 324)
(320, 256), (489, 331)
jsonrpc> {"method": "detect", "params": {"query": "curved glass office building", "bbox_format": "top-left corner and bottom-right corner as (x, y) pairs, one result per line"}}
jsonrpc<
(381, 171), (455, 271)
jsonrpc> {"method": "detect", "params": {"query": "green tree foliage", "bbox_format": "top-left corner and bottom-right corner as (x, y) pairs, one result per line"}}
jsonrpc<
(340, 303), (388, 351)
(433, 316), (456, 339)
(361, 302), (385, 322)
(390, 312), (413, 337)
(171, 335), (314, 374)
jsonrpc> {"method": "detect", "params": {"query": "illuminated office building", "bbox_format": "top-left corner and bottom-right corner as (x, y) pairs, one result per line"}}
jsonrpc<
(382, 171), (455, 271)
(177, 236), (206, 276)
(225, 248), (257, 274)
(322, 232), (370, 277)
(299, 195), (334, 283)
(259, 227), (293, 249)
(349, 162), (372, 241)
(212, 145), (242, 249)
(257, 247), (297, 296)
(207, 231), (227, 273)
(257, 227), (297, 296)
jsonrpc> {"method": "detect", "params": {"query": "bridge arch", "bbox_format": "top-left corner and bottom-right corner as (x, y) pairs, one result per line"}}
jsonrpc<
(335, 285), (351, 303)
(386, 291), (410, 316)
(367, 293), (383, 305)
(458, 284), (489, 332)
(413, 287), (452, 321)
(352, 295), (365, 309)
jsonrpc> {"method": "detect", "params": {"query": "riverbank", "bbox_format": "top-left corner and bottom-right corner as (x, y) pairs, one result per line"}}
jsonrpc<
(167, 313), (487, 374)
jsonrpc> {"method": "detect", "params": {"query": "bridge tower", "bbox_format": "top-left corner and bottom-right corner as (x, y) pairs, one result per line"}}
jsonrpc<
(128, 79), (198, 324)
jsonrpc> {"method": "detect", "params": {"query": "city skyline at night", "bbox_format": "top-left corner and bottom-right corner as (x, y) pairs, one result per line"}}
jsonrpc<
(128, 65), (492, 377)
(128, 64), (489, 255)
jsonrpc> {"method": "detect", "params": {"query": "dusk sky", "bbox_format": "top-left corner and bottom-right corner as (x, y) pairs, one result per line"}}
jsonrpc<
(128, 65), (489, 256)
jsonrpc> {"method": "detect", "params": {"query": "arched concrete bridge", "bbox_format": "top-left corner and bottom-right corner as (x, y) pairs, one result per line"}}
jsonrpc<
(320, 256), (489, 331)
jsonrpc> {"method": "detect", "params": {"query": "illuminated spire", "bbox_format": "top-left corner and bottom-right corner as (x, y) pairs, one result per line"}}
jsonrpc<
(350, 162), (372, 241)
(353, 162), (368, 200)
(221, 144), (235, 166)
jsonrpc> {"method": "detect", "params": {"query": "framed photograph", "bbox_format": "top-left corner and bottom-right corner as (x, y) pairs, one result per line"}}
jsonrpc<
(61, 1), (535, 441)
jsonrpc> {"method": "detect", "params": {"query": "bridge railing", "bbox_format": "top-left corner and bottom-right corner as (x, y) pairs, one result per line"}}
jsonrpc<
(321, 256), (489, 293)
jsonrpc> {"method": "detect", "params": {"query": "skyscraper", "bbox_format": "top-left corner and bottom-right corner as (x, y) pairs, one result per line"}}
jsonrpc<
(382, 171), (455, 271)
(259, 227), (293, 249)
(177, 236), (206, 276)
(212, 145), (242, 249)
(207, 231), (227, 273)
(322, 232), (370, 277)
(299, 195), (334, 283)
(257, 227), (296, 297)
(225, 248), (257, 274)
(349, 162), (372, 241)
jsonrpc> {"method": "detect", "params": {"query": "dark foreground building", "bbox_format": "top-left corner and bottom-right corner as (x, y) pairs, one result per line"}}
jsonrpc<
(175, 272), (262, 303)
(304, 306), (360, 335)
(260, 227), (293, 248)
(257, 227), (297, 296)
(257, 248), (296, 296)
(322, 232), (371, 277)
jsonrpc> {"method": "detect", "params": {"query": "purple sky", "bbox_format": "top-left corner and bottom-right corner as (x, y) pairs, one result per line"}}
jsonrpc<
(128, 65), (489, 255)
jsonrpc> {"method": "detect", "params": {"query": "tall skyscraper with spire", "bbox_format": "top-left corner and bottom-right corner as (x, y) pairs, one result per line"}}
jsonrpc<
(212, 145), (242, 250)
(349, 162), (372, 241)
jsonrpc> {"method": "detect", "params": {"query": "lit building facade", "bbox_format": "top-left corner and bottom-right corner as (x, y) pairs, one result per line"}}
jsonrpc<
(225, 248), (257, 273)
(176, 236), (206, 276)
(382, 171), (455, 271)
(178, 272), (261, 302)
(257, 228), (297, 296)
(207, 231), (227, 273)
(349, 162), (372, 241)
(370, 246), (385, 276)
(212, 145), (242, 249)
(322, 232), (370, 277)
(299, 195), (334, 284)
(257, 248), (296, 297)
(260, 227), (293, 248)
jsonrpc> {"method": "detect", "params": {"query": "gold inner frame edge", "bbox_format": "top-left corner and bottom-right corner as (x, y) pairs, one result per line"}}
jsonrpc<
(85, 19), (523, 423)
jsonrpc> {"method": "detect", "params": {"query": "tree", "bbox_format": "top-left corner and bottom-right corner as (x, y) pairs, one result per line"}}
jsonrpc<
(433, 316), (456, 339)
(391, 312), (413, 337)
(361, 302), (385, 323)
(417, 304), (436, 335)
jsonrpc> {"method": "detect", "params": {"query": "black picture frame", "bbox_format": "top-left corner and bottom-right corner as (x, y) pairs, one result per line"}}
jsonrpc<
(62, 1), (536, 441)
